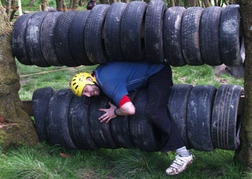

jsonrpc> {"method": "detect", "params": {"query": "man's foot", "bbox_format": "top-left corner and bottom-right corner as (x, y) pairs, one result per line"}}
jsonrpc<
(165, 154), (193, 175)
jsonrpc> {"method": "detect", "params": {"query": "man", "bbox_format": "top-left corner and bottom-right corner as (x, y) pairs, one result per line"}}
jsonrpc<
(70, 61), (193, 175)
(86, 0), (96, 10)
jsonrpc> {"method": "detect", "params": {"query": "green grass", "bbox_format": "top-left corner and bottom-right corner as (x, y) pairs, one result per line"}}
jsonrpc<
(0, 60), (246, 178)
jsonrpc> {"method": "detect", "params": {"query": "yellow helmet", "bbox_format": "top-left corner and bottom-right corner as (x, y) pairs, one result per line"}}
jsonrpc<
(71, 73), (96, 97)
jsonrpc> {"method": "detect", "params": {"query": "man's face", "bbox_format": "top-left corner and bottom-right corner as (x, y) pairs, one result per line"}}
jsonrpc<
(81, 77), (100, 97)
(82, 84), (100, 97)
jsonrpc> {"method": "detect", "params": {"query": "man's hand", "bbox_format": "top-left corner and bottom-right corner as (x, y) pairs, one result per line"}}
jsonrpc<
(99, 102), (117, 123)
(99, 101), (135, 123)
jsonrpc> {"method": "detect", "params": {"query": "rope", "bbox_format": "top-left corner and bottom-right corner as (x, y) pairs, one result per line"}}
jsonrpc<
(19, 66), (79, 77)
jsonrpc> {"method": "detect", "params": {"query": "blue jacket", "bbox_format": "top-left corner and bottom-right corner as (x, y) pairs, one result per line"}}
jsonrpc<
(94, 61), (165, 106)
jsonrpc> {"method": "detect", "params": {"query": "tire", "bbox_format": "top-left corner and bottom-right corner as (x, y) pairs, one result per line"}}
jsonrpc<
(85, 4), (110, 64)
(130, 88), (162, 152)
(32, 87), (55, 141)
(40, 11), (63, 66)
(212, 84), (244, 150)
(220, 4), (242, 67)
(88, 94), (118, 149)
(181, 7), (204, 66)
(12, 14), (33, 65)
(163, 6), (186, 66)
(187, 85), (217, 151)
(200, 6), (222, 66)
(69, 11), (93, 66)
(26, 11), (50, 67)
(47, 89), (77, 149)
(68, 95), (98, 150)
(145, 0), (167, 63)
(167, 84), (193, 149)
(121, 1), (147, 62)
(104, 2), (127, 61)
(54, 11), (79, 67)
(110, 90), (138, 148)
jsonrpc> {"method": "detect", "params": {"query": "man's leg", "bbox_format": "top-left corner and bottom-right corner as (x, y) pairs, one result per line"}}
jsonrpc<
(146, 64), (193, 175)
(146, 64), (183, 151)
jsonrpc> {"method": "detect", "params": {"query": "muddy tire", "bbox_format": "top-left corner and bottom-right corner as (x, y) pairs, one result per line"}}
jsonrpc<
(121, 1), (147, 62)
(54, 11), (79, 67)
(145, 0), (167, 63)
(69, 11), (93, 66)
(200, 6), (222, 66)
(47, 89), (77, 149)
(212, 84), (243, 150)
(88, 94), (118, 149)
(104, 2), (127, 61)
(26, 11), (50, 67)
(181, 7), (204, 65)
(68, 95), (98, 150)
(187, 85), (216, 151)
(32, 87), (55, 141)
(85, 4), (110, 64)
(220, 5), (242, 67)
(163, 7), (186, 66)
(40, 11), (63, 66)
(12, 14), (33, 65)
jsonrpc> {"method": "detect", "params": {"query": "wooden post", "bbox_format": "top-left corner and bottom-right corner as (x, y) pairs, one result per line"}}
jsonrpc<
(235, 0), (252, 171)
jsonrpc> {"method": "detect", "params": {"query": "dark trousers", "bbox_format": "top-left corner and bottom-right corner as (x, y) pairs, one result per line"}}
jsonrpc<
(146, 64), (184, 152)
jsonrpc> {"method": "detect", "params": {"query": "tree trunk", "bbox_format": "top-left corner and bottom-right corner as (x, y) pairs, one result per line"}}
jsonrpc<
(168, 0), (175, 7)
(41, 0), (48, 11)
(69, 0), (73, 9)
(27, 0), (35, 6)
(0, 2), (39, 149)
(56, 0), (66, 11)
(11, 0), (15, 6)
(6, 0), (10, 17)
(235, 0), (252, 172)
(202, 0), (211, 7)
(187, 0), (196, 6)
(175, 0), (180, 6)
(79, 0), (85, 7)
(73, 0), (79, 10)
(100, 0), (110, 4)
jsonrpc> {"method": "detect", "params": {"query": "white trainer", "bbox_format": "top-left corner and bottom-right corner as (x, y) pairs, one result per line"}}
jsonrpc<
(165, 154), (193, 175)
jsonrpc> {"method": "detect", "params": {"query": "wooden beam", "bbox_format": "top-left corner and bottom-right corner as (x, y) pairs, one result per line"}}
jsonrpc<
(22, 100), (33, 116)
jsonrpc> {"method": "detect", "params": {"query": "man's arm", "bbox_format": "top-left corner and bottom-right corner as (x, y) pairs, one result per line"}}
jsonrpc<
(98, 101), (135, 123)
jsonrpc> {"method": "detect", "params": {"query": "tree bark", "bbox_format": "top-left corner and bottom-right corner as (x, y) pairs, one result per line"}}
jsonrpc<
(41, 0), (48, 11)
(69, 0), (73, 9)
(168, 0), (175, 7)
(79, 0), (85, 7)
(0, 2), (39, 149)
(6, 0), (10, 17)
(27, 0), (35, 6)
(187, 0), (196, 7)
(235, 0), (252, 172)
(202, 0), (211, 7)
(73, 0), (79, 10)
(175, 0), (180, 6)
(11, 0), (15, 6)
(56, 0), (66, 11)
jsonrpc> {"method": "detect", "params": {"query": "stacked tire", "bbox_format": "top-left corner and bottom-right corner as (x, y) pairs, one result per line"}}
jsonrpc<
(33, 84), (243, 151)
(12, 3), (244, 67)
